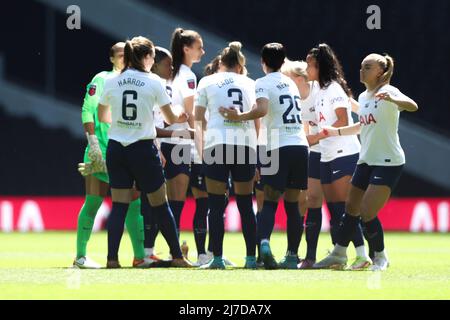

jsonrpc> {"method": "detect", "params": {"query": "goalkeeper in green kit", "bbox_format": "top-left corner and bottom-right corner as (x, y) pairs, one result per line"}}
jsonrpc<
(73, 42), (150, 268)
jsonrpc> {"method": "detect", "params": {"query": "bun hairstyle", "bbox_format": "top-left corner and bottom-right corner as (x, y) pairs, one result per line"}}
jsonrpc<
(122, 36), (154, 73)
(308, 43), (352, 97)
(220, 41), (246, 73)
(281, 58), (308, 79)
(170, 27), (202, 79)
(261, 43), (286, 71)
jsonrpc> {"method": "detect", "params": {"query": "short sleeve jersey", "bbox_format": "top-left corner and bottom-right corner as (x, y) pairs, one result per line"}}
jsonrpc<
(314, 81), (361, 162)
(357, 84), (406, 166)
(255, 72), (309, 151)
(99, 68), (170, 146)
(195, 72), (257, 150)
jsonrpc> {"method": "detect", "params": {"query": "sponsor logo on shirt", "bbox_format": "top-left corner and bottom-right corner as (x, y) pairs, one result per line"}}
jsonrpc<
(360, 113), (377, 125)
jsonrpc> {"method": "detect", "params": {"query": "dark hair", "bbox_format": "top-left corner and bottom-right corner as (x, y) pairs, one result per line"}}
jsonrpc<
(308, 43), (352, 97)
(109, 42), (125, 58)
(220, 41), (246, 71)
(154, 46), (171, 65)
(261, 43), (286, 71)
(170, 27), (201, 80)
(122, 36), (154, 73)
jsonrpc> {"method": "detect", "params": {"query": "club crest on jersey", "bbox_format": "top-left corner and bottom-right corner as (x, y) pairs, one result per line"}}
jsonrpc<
(88, 84), (97, 96)
(187, 79), (196, 90)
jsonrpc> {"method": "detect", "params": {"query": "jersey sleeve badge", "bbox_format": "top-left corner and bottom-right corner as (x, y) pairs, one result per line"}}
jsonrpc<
(88, 84), (97, 96)
(187, 79), (196, 90)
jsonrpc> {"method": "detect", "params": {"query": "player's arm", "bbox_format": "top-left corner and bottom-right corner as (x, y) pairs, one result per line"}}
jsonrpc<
(332, 107), (349, 127)
(160, 103), (189, 125)
(375, 92), (418, 112)
(219, 97), (268, 121)
(184, 96), (195, 128)
(156, 127), (194, 139)
(81, 77), (103, 135)
(252, 104), (261, 136)
(194, 105), (207, 162)
(321, 123), (362, 137)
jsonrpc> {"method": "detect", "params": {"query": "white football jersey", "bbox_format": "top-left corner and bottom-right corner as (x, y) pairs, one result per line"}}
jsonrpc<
(357, 84), (406, 166)
(161, 64), (196, 144)
(314, 81), (361, 162)
(153, 79), (172, 129)
(301, 81), (321, 153)
(255, 72), (309, 151)
(99, 68), (171, 146)
(195, 72), (257, 150)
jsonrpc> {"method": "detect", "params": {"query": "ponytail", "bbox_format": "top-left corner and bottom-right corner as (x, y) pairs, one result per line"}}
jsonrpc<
(170, 27), (201, 80)
(378, 54), (395, 87)
(122, 36), (154, 73)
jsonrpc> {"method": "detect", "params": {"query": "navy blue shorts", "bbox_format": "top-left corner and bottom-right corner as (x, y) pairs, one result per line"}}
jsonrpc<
(106, 139), (165, 193)
(160, 142), (190, 180)
(308, 151), (321, 180)
(204, 144), (256, 183)
(320, 153), (359, 184)
(190, 163), (207, 191)
(255, 145), (267, 192)
(261, 145), (309, 192)
(351, 163), (404, 191)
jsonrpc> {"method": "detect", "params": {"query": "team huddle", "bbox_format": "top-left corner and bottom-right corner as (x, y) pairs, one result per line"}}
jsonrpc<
(73, 27), (418, 271)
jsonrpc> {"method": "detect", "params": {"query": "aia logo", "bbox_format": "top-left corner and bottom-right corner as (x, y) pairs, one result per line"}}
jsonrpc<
(319, 112), (326, 122)
(360, 113), (377, 125)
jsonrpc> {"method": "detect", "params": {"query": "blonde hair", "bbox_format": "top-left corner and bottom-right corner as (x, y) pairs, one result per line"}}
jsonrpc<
(220, 41), (246, 73)
(281, 58), (308, 79)
(367, 53), (395, 89)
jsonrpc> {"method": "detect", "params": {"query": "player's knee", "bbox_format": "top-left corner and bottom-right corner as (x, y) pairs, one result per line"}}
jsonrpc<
(264, 185), (281, 202)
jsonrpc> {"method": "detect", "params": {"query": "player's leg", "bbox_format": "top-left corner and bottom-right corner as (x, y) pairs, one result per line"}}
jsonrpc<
(278, 145), (308, 269)
(161, 142), (190, 239)
(107, 187), (133, 268)
(191, 163), (209, 265)
(124, 188), (147, 266)
(74, 174), (108, 269)
(299, 177), (323, 269)
(360, 184), (391, 270)
(314, 163), (369, 269)
(322, 154), (366, 256)
(132, 141), (192, 268)
(202, 176), (227, 269)
(232, 148), (257, 269)
(200, 145), (232, 269)
(141, 192), (160, 260)
(255, 183), (264, 266)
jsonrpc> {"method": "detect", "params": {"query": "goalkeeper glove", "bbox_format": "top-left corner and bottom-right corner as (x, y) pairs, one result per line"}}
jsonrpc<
(78, 160), (107, 177)
(87, 133), (103, 163)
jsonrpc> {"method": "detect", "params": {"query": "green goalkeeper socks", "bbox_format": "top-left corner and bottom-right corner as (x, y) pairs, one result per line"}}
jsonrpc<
(125, 198), (145, 260)
(76, 194), (104, 259)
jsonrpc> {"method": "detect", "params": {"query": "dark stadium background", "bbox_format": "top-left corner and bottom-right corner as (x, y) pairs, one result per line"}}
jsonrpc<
(0, 0), (448, 197)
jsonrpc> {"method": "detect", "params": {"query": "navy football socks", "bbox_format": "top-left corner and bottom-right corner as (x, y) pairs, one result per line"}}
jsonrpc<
(236, 194), (257, 257)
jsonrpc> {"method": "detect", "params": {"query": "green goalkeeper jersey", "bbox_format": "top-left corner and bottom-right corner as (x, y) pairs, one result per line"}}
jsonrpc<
(82, 70), (116, 183)
(81, 70), (116, 154)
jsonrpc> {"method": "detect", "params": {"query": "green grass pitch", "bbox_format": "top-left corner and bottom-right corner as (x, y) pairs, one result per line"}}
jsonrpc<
(0, 231), (449, 299)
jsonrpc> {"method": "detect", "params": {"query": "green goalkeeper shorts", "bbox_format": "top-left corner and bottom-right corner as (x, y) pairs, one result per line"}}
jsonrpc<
(83, 146), (109, 184)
